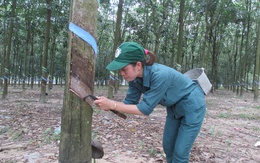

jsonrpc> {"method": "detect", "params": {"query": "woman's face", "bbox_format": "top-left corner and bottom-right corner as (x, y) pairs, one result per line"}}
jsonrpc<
(120, 62), (143, 81)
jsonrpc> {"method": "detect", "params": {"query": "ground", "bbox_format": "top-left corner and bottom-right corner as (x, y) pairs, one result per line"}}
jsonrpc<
(0, 85), (259, 163)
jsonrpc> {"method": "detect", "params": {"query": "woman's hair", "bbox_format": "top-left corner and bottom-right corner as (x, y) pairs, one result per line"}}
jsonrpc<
(129, 49), (156, 67)
(144, 50), (156, 65)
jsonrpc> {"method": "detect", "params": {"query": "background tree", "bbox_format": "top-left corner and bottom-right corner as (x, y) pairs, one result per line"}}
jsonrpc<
(22, 2), (33, 90)
(2, 0), (16, 99)
(254, 21), (260, 101)
(108, 0), (124, 98)
(0, 0), (8, 90)
(40, 0), (52, 103)
(0, 0), (259, 101)
(176, 0), (185, 69)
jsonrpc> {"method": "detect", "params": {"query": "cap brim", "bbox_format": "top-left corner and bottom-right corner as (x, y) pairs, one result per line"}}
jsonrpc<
(106, 60), (129, 71)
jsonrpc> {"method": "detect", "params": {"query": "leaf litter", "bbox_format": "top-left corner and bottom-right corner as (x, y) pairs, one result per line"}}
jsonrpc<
(0, 86), (259, 163)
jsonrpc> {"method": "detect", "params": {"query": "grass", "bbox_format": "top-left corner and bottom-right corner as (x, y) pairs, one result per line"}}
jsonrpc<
(218, 86), (226, 90)
(217, 112), (258, 120)
(0, 127), (24, 142)
(225, 139), (232, 147)
(252, 126), (260, 132)
(254, 106), (260, 110)
(209, 125), (222, 137)
(41, 127), (60, 145)
(206, 100), (216, 106)
(0, 126), (10, 135)
(238, 113), (256, 120)
(149, 147), (156, 157)
(116, 138), (122, 144)
(92, 132), (98, 139)
(0, 126), (23, 142)
(137, 140), (144, 150)
(12, 130), (23, 141)
(218, 112), (231, 118)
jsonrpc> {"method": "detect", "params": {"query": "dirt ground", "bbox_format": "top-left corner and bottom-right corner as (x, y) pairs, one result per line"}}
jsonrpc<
(0, 85), (259, 163)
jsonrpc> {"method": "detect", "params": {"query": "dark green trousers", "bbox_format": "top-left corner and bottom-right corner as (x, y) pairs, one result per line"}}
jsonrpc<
(163, 86), (206, 163)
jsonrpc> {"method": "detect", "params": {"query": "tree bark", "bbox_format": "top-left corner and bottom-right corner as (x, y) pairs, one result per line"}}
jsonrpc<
(40, 0), (52, 103)
(253, 23), (260, 101)
(176, 0), (185, 68)
(59, 0), (98, 162)
(233, 24), (239, 92)
(48, 35), (56, 91)
(108, 0), (123, 98)
(30, 34), (35, 89)
(237, 24), (246, 95)
(23, 14), (31, 90)
(2, 0), (16, 99)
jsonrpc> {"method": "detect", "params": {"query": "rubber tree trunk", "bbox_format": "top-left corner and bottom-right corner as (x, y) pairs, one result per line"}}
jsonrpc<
(30, 34), (35, 89)
(2, 0), (16, 99)
(254, 22), (260, 102)
(40, 0), (52, 103)
(176, 0), (185, 69)
(48, 35), (56, 91)
(108, 0), (123, 98)
(59, 0), (98, 162)
(23, 18), (31, 90)
(0, 3), (7, 90)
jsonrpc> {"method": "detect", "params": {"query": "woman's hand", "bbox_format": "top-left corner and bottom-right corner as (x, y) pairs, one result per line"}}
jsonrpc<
(93, 96), (116, 111)
(94, 96), (144, 115)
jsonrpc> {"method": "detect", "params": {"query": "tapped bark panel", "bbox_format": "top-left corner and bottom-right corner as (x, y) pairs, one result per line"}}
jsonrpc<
(69, 39), (95, 98)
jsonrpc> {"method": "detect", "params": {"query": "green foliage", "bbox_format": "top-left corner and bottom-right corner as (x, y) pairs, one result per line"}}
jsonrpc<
(238, 113), (257, 120)
(254, 106), (260, 110)
(0, 0), (259, 100)
(137, 140), (144, 150)
(0, 126), (10, 135)
(225, 139), (232, 146)
(218, 112), (231, 118)
(209, 125), (223, 137)
(12, 130), (23, 141)
(149, 147), (156, 157)
(41, 127), (60, 145)
(0, 0), (70, 85)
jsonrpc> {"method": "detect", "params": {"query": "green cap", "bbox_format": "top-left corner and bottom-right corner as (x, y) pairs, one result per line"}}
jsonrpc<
(106, 42), (145, 71)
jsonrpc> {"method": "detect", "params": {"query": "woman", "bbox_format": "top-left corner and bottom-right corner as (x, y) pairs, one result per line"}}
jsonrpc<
(94, 42), (206, 163)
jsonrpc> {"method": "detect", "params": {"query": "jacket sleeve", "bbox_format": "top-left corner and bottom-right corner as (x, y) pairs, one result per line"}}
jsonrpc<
(122, 82), (142, 104)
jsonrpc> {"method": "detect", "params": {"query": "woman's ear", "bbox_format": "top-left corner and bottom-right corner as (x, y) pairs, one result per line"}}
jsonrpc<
(136, 61), (143, 69)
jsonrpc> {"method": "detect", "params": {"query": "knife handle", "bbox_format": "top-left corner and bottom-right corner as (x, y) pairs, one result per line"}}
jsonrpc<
(83, 95), (98, 101)
(110, 110), (127, 119)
